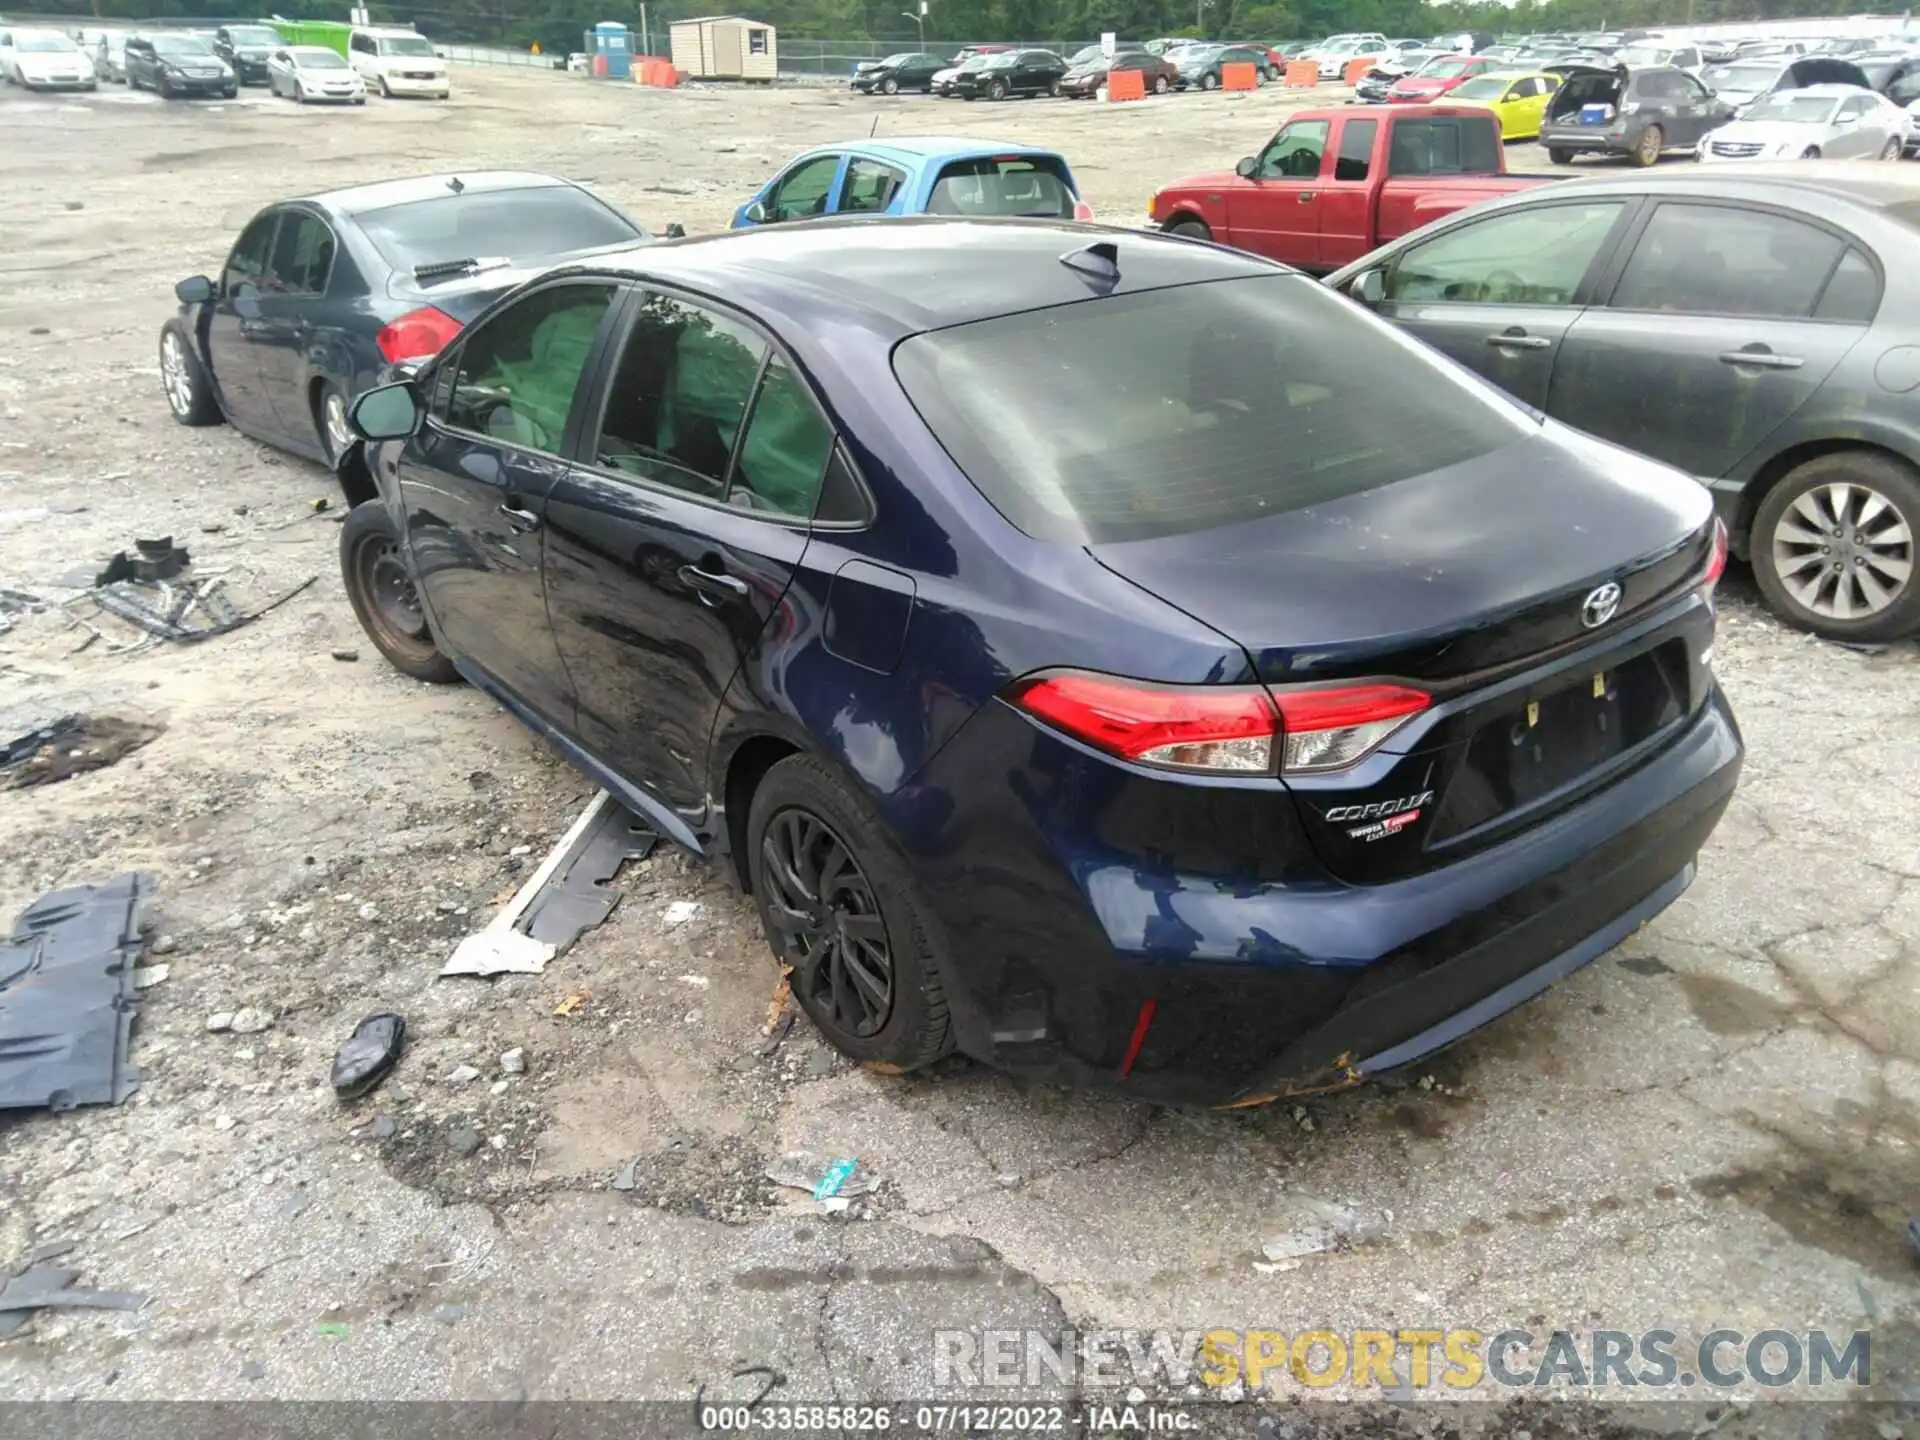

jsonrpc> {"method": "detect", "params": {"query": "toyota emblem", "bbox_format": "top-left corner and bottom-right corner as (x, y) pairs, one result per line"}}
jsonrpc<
(1581, 582), (1622, 629)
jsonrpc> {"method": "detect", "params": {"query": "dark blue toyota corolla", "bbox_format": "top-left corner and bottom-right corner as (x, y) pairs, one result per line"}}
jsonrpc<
(337, 216), (1742, 1106)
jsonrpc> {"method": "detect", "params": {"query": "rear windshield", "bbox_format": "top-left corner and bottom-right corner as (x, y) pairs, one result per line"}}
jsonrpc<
(925, 156), (1076, 219)
(354, 187), (643, 271)
(891, 275), (1531, 545)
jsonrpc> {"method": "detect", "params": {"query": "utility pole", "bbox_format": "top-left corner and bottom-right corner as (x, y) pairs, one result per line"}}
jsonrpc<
(1196, 0), (1208, 38)
(640, 2), (650, 56)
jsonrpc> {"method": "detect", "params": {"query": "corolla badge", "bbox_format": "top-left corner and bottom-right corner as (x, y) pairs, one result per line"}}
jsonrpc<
(1581, 582), (1622, 629)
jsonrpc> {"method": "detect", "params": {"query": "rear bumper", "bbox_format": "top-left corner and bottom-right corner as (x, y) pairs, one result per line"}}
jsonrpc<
(894, 682), (1741, 1107)
(1539, 123), (1636, 154)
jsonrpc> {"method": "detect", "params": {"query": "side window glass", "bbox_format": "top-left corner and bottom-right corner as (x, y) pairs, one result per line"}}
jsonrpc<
(594, 293), (769, 498)
(730, 356), (835, 518)
(267, 213), (336, 295)
(814, 445), (872, 526)
(1335, 120), (1377, 182)
(444, 283), (614, 455)
(1386, 201), (1624, 305)
(1609, 204), (1845, 318)
(767, 155), (840, 222)
(224, 214), (278, 295)
(1257, 119), (1329, 178)
(841, 159), (907, 215)
(1813, 247), (1880, 324)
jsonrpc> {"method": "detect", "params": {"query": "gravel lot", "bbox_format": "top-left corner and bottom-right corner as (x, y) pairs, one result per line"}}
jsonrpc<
(2, 65), (1919, 1434)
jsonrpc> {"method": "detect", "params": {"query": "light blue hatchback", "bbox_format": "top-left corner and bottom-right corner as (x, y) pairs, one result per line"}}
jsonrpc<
(728, 136), (1092, 229)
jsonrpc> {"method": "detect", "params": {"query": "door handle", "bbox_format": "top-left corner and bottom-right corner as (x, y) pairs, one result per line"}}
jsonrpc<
(679, 564), (749, 603)
(1718, 348), (1803, 371)
(1487, 330), (1551, 350)
(497, 503), (541, 533)
(1298, 192), (1317, 203)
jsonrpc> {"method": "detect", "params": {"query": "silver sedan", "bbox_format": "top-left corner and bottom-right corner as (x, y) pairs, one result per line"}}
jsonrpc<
(1698, 84), (1910, 161)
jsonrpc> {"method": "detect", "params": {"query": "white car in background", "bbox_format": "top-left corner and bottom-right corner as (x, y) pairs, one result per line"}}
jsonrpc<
(347, 26), (450, 98)
(1, 26), (98, 90)
(266, 45), (367, 104)
(1315, 37), (1389, 80)
(1699, 85), (1909, 161)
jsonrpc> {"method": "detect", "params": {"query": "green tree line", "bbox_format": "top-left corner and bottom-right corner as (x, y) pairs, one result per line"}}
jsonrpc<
(8, 0), (1908, 57)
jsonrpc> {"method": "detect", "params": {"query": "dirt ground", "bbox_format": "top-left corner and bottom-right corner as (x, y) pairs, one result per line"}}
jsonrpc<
(3, 65), (1920, 1434)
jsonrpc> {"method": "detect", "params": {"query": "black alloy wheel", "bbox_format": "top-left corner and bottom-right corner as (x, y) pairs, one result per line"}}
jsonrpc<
(759, 809), (894, 1039)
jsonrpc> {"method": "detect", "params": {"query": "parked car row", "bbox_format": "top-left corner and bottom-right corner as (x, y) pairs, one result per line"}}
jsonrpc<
(850, 39), (1288, 102)
(4, 20), (450, 101)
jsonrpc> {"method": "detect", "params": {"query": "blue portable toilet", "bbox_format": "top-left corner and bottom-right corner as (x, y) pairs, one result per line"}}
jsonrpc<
(591, 21), (633, 79)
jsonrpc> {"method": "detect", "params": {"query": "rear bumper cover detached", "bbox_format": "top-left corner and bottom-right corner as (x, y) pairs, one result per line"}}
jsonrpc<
(894, 682), (1742, 1107)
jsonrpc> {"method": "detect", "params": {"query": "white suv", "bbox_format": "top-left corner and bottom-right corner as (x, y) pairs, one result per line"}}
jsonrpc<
(347, 26), (450, 98)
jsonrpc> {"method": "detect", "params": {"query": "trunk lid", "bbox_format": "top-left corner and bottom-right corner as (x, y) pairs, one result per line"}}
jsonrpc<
(385, 238), (646, 323)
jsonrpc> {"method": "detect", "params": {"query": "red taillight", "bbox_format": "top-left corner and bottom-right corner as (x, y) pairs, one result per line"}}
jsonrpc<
(1072, 199), (1095, 222)
(1008, 672), (1431, 776)
(1703, 517), (1729, 594)
(1273, 684), (1431, 774)
(1010, 672), (1277, 774)
(376, 306), (462, 365)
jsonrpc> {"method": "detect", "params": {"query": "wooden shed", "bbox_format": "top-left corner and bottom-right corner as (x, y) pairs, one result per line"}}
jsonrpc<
(668, 16), (777, 81)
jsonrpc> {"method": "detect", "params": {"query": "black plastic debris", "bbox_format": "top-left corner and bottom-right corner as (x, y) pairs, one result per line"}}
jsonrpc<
(330, 1013), (406, 1100)
(2, 715), (164, 792)
(0, 873), (153, 1112)
(96, 537), (190, 587)
(520, 799), (659, 953)
(0, 1266), (146, 1340)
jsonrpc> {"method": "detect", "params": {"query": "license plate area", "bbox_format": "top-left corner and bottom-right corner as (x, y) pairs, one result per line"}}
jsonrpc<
(1430, 639), (1688, 839)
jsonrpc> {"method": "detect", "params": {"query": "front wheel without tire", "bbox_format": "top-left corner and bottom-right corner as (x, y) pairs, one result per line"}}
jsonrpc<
(314, 380), (352, 465)
(1752, 452), (1920, 643)
(747, 755), (952, 1069)
(159, 322), (222, 426)
(1632, 124), (1663, 167)
(987, 79), (1006, 100)
(1882, 138), (1902, 161)
(1154, 74), (1169, 94)
(339, 502), (460, 683)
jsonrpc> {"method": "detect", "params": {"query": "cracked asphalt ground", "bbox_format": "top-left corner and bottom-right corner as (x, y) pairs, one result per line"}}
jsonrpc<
(2, 65), (1919, 1436)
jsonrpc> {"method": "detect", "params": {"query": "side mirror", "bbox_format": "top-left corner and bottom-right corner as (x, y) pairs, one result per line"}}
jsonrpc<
(664, 221), (686, 239)
(175, 275), (215, 304)
(744, 199), (769, 224)
(1234, 155), (1259, 179)
(347, 381), (424, 442)
(1350, 269), (1385, 305)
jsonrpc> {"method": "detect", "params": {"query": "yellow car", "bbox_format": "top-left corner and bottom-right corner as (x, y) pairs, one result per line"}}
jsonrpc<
(1445, 70), (1562, 141)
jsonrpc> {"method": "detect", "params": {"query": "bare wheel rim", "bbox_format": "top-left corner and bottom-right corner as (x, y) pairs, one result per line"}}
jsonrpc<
(355, 535), (432, 652)
(1638, 128), (1660, 163)
(322, 390), (350, 458)
(1771, 481), (1915, 621)
(161, 332), (193, 415)
(759, 808), (894, 1039)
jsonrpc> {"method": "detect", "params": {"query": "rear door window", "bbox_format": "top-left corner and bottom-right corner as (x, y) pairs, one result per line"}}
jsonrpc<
(1334, 118), (1377, 181)
(924, 155), (1076, 218)
(1386, 201), (1625, 305)
(838, 157), (908, 215)
(266, 211), (336, 295)
(1606, 203), (1846, 318)
(1813, 248), (1880, 324)
(891, 274), (1533, 545)
(729, 356), (835, 519)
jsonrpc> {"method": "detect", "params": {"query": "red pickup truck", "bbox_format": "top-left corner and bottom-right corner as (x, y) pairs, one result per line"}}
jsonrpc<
(1146, 105), (1554, 273)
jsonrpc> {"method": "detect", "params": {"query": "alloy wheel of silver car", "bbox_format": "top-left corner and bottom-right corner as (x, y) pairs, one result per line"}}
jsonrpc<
(323, 389), (352, 459)
(161, 331), (194, 418)
(1770, 481), (1914, 621)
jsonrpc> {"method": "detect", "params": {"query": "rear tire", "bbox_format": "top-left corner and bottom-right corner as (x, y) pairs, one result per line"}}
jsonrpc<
(1751, 452), (1920, 643)
(159, 321), (222, 427)
(747, 754), (953, 1071)
(1165, 217), (1212, 241)
(1881, 137), (1902, 161)
(1632, 124), (1663, 167)
(1548, 146), (1574, 165)
(987, 78), (1006, 100)
(340, 502), (461, 684)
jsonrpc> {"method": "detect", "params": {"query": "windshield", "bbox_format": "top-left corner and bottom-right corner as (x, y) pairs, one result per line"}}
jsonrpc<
(152, 35), (214, 56)
(19, 33), (79, 53)
(980, 52), (1018, 68)
(379, 36), (435, 56)
(295, 48), (349, 69)
(1616, 46), (1673, 66)
(1184, 46), (1226, 62)
(1452, 75), (1510, 98)
(892, 275), (1528, 546)
(881, 53), (916, 65)
(925, 155), (1076, 220)
(1422, 58), (1471, 78)
(227, 26), (276, 46)
(1743, 94), (1839, 123)
(356, 186), (643, 271)
(1706, 62), (1781, 89)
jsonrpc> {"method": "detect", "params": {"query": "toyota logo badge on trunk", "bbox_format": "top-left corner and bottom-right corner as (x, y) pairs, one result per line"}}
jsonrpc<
(1581, 582), (1622, 629)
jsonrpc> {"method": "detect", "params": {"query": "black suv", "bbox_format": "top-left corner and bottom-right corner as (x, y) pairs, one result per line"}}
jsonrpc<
(950, 49), (1067, 100)
(849, 51), (945, 94)
(125, 32), (236, 98)
(1538, 64), (1732, 166)
(212, 23), (280, 84)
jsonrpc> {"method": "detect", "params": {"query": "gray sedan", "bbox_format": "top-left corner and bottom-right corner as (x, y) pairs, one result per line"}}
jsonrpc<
(1699, 85), (1909, 161)
(1326, 166), (1920, 642)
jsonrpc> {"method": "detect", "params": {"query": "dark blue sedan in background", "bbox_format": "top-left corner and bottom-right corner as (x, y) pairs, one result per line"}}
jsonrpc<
(335, 217), (1742, 1105)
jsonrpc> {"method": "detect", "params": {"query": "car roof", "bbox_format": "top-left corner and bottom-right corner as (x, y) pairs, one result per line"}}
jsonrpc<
(301, 171), (579, 216)
(801, 136), (1065, 165)
(1788, 83), (1879, 96)
(1519, 162), (1920, 212)
(287, 45), (343, 58)
(551, 216), (1281, 338)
